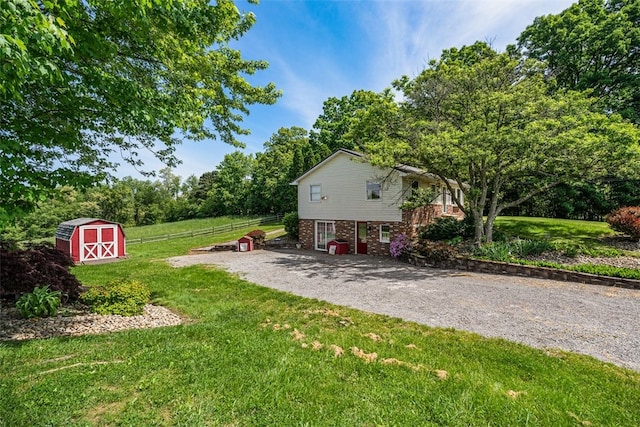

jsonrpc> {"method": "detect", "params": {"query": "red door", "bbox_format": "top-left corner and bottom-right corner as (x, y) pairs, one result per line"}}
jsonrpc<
(81, 228), (99, 261)
(81, 225), (117, 261)
(101, 227), (116, 258)
(357, 222), (367, 254)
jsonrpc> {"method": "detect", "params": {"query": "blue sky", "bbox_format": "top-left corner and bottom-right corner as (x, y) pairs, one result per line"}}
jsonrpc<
(115, 0), (576, 180)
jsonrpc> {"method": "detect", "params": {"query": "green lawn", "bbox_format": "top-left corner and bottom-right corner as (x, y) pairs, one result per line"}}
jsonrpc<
(494, 216), (615, 248)
(1, 220), (639, 426)
(124, 215), (280, 240)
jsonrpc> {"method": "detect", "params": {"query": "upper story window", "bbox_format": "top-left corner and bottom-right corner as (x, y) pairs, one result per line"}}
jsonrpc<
(310, 184), (321, 202)
(411, 180), (419, 197)
(367, 181), (381, 200)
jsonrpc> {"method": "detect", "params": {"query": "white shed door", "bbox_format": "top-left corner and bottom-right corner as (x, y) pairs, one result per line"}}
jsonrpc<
(80, 225), (117, 261)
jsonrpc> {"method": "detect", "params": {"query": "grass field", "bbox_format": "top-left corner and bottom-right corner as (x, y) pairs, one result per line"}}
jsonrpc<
(494, 216), (615, 248)
(124, 215), (280, 240)
(1, 217), (639, 426)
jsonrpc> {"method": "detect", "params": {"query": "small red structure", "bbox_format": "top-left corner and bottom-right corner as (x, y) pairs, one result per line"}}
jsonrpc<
(327, 240), (349, 255)
(237, 236), (254, 252)
(55, 218), (126, 263)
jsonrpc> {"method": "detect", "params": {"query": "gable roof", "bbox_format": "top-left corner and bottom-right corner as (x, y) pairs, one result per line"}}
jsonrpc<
(55, 218), (124, 241)
(290, 148), (458, 186)
(59, 217), (104, 227)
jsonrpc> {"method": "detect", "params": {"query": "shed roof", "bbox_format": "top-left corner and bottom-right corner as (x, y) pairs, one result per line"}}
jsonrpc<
(55, 218), (123, 241)
(59, 217), (107, 226)
(55, 223), (77, 241)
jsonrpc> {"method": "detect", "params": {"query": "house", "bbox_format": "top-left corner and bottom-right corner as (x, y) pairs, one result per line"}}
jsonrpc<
(55, 218), (126, 263)
(290, 149), (464, 256)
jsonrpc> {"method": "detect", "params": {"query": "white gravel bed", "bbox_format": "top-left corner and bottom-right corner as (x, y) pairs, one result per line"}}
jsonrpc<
(0, 304), (182, 341)
(167, 249), (640, 372)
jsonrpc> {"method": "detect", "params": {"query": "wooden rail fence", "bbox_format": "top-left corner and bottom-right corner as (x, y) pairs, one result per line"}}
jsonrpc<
(126, 215), (282, 245)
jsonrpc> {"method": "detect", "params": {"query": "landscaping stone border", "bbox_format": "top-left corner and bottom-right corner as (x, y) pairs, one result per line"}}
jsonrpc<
(409, 254), (640, 290)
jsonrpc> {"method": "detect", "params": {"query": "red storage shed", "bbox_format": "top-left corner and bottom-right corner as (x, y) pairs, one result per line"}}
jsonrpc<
(55, 218), (126, 263)
(237, 235), (254, 252)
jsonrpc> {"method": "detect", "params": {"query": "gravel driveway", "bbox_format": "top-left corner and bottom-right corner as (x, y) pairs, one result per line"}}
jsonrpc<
(167, 249), (640, 371)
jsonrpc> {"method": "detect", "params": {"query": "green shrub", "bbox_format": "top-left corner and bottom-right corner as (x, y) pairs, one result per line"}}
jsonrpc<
(473, 242), (513, 262)
(569, 264), (640, 280)
(16, 286), (62, 319)
(420, 216), (473, 242)
(283, 212), (299, 240)
(473, 239), (553, 261)
(80, 279), (150, 316)
(512, 239), (553, 257)
(551, 243), (622, 258)
(579, 246), (622, 258)
(561, 244), (580, 258)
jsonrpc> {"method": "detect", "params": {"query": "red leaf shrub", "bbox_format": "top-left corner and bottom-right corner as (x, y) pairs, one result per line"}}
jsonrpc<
(245, 229), (267, 248)
(0, 241), (83, 301)
(246, 229), (266, 238)
(606, 207), (640, 240)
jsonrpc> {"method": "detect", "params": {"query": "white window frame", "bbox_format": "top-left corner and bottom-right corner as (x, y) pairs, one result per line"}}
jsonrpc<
(310, 184), (321, 202)
(366, 181), (382, 200)
(379, 224), (390, 243)
(315, 221), (335, 251)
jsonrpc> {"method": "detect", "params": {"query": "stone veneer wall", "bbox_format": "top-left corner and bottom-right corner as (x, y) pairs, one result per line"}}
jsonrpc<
(409, 254), (640, 290)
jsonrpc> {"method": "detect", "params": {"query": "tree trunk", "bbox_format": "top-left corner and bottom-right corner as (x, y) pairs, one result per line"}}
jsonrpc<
(472, 209), (484, 246)
(484, 213), (496, 243)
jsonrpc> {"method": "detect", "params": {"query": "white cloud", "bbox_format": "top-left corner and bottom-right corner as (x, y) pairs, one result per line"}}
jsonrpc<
(358, 0), (575, 90)
(111, 0), (580, 180)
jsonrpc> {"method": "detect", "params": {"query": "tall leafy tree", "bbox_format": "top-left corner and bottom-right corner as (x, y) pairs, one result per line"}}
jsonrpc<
(158, 168), (182, 201)
(311, 90), (397, 155)
(360, 44), (640, 244)
(205, 151), (254, 216)
(518, 0), (640, 123)
(249, 127), (309, 214)
(123, 177), (169, 226)
(518, 0), (640, 216)
(85, 181), (135, 225)
(0, 186), (100, 241)
(1, 0), (279, 221)
(189, 171), (218, 217)
(164, 174), (200, 222)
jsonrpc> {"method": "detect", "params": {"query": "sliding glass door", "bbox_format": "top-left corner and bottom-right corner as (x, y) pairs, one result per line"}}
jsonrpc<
(315, 221), (336, 251)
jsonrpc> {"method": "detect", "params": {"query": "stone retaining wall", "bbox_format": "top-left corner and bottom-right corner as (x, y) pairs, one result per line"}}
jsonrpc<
(408, 254), (640, 290)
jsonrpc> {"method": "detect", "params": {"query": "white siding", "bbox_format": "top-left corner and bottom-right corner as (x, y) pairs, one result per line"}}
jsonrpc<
(297, 153), (403, 222)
